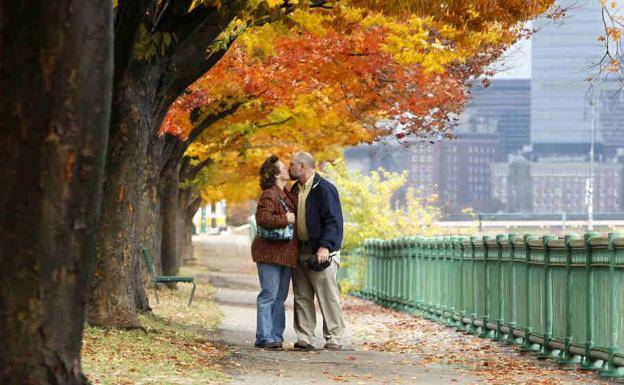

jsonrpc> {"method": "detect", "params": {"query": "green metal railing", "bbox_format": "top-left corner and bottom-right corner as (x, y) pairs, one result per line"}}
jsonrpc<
(337, 233), (624, 378)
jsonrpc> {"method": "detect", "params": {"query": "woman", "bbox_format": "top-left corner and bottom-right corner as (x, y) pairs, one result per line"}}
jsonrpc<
(251, 155), (298, 349)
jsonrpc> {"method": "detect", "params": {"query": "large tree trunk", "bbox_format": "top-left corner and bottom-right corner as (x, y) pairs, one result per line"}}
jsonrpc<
(0, 0), (113, 383)
(87, 63), (159, 327)
(139, 150), (165, 274)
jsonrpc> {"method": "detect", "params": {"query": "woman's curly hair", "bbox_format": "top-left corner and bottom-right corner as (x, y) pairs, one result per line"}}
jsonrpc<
(259, 155), (281, 190)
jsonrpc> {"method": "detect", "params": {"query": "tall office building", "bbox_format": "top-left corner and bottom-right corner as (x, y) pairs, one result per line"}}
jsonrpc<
(462, 79), (531, 159)
(530, 2), (623, 157)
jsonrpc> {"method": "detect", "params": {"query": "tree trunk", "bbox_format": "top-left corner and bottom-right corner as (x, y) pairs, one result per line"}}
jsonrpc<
(138, 149), (164, 281)
(160, 163), (182, 282)
(87, 62), (160, 327)
(0, 1), (113, 383)
(87, 1), (244, 326)
(181, 191), (203, 264)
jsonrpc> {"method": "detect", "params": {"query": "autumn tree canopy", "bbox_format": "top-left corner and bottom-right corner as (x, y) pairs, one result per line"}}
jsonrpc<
(161, 0), (556, 203)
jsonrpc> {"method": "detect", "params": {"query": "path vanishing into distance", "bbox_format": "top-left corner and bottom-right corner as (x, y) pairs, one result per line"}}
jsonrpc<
(194, 232), (617, 385)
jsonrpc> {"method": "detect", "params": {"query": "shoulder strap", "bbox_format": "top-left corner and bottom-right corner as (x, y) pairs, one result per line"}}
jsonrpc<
(277, 197), (290, 213)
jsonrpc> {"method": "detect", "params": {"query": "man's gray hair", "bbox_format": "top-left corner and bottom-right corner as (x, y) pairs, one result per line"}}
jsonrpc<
(293, 152), (316, 169)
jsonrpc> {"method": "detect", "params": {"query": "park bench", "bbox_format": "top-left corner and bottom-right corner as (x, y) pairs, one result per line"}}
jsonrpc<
(139, 245), (196, 306)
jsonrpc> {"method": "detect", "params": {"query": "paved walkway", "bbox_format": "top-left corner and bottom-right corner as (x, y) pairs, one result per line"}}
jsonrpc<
(194, 233), (615, 385)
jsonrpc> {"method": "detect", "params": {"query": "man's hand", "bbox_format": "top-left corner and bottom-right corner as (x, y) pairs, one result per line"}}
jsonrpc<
(286, 213), (296, 223)
(317, 247), (330, 263)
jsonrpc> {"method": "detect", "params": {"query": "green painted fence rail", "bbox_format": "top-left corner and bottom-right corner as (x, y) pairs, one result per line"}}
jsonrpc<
(336, 233), (624, 378)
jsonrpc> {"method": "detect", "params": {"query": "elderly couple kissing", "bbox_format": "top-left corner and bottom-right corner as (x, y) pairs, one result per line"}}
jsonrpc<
(250, 152), (346, 351)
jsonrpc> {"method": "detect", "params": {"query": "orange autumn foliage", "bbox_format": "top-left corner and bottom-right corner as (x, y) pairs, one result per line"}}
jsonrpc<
(161, 1), (556, 203)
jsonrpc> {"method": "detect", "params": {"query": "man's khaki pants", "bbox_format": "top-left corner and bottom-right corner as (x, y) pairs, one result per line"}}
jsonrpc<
(292, 244), (346, 345)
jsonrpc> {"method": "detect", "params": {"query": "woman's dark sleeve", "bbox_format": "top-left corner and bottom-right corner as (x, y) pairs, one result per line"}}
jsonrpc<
(255, 191), (288, 229)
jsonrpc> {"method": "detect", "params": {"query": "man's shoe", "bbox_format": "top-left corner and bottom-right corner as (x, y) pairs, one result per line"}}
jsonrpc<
(293, 341), (315, 351)
(255, 341), (282, 349)
(323, 343), (342, 351)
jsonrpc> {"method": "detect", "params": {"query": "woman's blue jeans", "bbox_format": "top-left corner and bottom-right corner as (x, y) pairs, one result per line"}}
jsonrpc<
(255, 262), (291, 346)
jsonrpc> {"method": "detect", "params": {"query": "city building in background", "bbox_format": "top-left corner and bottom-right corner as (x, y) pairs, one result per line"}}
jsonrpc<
(465, 79), (531, 160)
(530, 1), (604, 157)
(345, 2), (624, 215)
(491, 158), (623, 213)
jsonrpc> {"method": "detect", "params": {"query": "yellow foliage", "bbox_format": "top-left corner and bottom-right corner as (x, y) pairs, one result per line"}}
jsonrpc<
(322, 158), (445, 251)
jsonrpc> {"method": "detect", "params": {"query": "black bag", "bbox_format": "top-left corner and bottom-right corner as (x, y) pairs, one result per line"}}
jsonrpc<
(306, 251), (338, 272)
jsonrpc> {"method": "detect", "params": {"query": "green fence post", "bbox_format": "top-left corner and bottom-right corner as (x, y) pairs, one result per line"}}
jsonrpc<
(415, 237), (424, 311)
(431, 237), (443, 322)
(405, 236), (412, 311)
(439, 237), (447, 322)
(405, 236), (416, 312)
(376, 239), (382, 301)
(449, 236), (463, 329)
(480, 235), (496, 339)
(421, 236), (428, 313)
(387, 239), (394, 307)
(442, 237), (454, 327)
(368, 240), (374, 299)
(599, 232), (624, 378)
(382, 239), (389, 306)
(371, 240), (377, 301)
(521, 233), (541, 352)
(391, 238), (399, 308)
(494, 234), (507, 341)
(397, 237), (405, 309)
(381, 238), (387, 304)
(580, 231), (602, 370)
(399, 237), (409, 310)
(469, 236), (482, 335)
(429, 237), (438, 320)
(364, 240), (371, 299)
(538, 234), (560, 360)
(376, 239), (382, 302)
(400, 237), (408, 308)
(461, 237), (474, 334)
(558, 233), (583, 365)
(506, 233), (523, 345)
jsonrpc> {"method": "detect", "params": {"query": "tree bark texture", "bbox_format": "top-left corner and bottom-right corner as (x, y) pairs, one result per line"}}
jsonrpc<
(160, 163), (182, 282)
(180, 188), (202, 264)
(0, 1), (113, 384)
(87, 60), (158, 327)
(88, 2), (246, 326)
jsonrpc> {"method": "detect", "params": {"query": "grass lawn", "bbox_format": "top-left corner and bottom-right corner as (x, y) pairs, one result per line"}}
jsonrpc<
(82, 276), (228, 385)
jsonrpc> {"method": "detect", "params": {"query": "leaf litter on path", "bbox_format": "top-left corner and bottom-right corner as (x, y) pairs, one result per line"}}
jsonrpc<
(342, 296), (615, 385)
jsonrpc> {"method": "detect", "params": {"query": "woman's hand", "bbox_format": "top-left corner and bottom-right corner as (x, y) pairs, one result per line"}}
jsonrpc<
(286, 213), (296, 223)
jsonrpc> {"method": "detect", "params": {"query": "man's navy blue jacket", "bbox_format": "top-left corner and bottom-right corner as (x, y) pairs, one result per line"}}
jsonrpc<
(291, 173), (343, 253)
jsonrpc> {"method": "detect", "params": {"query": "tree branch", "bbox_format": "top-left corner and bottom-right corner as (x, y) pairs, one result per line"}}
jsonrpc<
(186, 194), (203, 218)
(157, 4), (245, 105)
(114, 0), (148, 87)
(180, 156), (213, 182)
(160, 100), (246, 177)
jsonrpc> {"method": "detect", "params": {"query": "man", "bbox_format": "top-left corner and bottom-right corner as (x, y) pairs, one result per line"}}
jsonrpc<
(288, 152), (346, 351)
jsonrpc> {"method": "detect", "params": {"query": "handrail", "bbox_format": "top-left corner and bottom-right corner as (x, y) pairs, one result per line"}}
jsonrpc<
(338, 233), (624, 378)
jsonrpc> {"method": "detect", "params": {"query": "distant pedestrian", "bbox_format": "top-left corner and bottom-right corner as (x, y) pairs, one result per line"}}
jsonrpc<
(251, 155), (298, 349)
(288, 151), (347, 350)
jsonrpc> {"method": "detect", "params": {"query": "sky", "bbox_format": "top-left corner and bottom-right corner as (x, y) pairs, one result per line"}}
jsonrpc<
(492, 37), (532, 79)
(490, 19), (533, 80)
